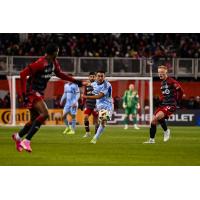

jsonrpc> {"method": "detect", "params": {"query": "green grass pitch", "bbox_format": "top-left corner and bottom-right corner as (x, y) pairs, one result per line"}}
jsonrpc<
(0, 126), (200, 166)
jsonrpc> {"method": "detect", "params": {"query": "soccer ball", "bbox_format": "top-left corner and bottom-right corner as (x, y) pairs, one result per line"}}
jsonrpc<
(98, 109), (109, 121)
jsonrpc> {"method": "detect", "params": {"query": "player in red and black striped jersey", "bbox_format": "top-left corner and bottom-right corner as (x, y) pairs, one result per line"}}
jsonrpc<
(144, 65), (184, 144)
(82, 72), (99, 138)
(12, 43), (85, 152)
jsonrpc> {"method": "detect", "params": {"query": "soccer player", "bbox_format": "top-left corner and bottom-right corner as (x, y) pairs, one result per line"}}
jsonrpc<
(82, 70), (113, 144)
(144, 65), (184, 144)
(60, 74), (80, 135)
(122, 83), (140, 130)
(12, 44), (84, 152)
(82, 72), (99, 138)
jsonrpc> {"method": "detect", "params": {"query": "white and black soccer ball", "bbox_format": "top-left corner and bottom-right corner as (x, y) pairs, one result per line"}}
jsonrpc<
(98, 109), (109, 121)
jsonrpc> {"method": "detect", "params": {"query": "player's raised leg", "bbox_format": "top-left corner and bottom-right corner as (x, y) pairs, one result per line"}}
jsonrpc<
(12, 109), (38, 152)
(91, 119), (106, 144)
(20, 100), (49, 152)
(90, 109), (111, 144)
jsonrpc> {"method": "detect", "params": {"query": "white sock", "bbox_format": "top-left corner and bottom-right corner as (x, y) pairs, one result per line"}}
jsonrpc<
(16, 133), (21, 141)
(94, 125), (105, 140)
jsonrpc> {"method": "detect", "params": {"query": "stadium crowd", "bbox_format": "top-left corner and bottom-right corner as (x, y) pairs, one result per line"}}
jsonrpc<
(1, 33), (200, 58)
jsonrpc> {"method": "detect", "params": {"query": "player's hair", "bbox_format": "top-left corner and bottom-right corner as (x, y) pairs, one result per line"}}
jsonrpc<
(158, 65), (168, 71)
(46, 43), (59, 55)
(89, 72), (96, 76)
(96, 70), (105, 74)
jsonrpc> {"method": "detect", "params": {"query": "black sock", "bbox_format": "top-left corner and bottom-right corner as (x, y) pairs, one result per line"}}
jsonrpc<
(84, 120), (90, 132)
(158, 119), (167, 131)
(150, 123), (157, 139)
(25, 120), (42, 140)
(95, 124), (99, 134)
(18, 122), (32, 138)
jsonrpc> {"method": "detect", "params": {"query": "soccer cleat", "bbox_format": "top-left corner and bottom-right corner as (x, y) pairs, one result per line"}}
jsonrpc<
(83, 132), (91, 138)
(124, 124), (128, 130)
(63, 127), (70, 134)
(90, 138), (97, 144)
(67, 129), (75, 135)
(134, 124), (140, 130)
(164, 129), (170, 142)
(12, 133), (23, 152)
(20, 139), (32, 152)
(143, 138), (155, 144)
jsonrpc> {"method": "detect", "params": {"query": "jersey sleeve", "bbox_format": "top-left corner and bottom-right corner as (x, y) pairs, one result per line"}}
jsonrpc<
(54, 60), (79, 84)
(173, 79), (184, 102)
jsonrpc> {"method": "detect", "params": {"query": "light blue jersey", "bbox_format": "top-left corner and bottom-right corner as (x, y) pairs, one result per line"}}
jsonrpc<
(60, 82), (80, 115)
(91, 80), (113, 112)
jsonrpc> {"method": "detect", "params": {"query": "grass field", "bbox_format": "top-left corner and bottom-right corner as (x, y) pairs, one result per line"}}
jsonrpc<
(0, 126), (200, 166)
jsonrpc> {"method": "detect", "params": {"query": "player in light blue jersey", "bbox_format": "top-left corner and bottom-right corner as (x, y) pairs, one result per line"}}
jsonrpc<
(60, 74), (80, 135)
(82, 70), (113, 144)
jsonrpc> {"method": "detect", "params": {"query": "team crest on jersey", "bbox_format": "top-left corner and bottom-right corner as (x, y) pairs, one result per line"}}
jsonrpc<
(163, 89), (170, 94)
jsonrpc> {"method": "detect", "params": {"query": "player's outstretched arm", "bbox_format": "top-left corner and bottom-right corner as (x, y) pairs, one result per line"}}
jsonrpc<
(54, 62), (87, 87)
(82, 92), (104, 99)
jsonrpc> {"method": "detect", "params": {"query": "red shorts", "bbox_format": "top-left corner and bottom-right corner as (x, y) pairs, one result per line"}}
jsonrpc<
(154, 105), (176, 119)
(26, 92), (44, 109)
(84, 108), (98, 117)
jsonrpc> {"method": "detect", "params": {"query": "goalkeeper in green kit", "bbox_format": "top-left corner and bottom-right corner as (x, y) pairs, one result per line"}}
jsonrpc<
(122, 83), (140, 130)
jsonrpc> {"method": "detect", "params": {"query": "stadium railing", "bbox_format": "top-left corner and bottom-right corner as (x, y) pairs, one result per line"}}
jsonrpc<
(0, 56), (200, 78)
(0, 56), (9, 75)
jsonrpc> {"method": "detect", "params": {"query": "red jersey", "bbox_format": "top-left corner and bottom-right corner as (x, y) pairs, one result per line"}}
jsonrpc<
(160, 77), (184, 106)
(20, 56), (77, 95)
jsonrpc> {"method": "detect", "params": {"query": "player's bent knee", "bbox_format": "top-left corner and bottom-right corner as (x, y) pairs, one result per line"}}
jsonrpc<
(151, 117), (158, 125)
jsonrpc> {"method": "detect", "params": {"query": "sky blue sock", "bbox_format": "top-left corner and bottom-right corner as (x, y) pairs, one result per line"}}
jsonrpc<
(64, 119), (69, 127)
(94, 125), (105, 140)
(71, 119), (76, 130)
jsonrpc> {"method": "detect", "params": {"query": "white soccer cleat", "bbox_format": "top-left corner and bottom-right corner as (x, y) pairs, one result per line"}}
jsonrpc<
(124, 124), (128, 130)
(134, 124), (140, 130)
(164, 129), (170, 142)
(83, 132), (91, 138)
(143, 138), (155, 144)
(90, 138), (97, 144)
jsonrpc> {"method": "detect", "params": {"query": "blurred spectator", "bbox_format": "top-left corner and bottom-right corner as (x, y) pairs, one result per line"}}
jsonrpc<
(180, 94), (188, 109)
(113, 96), (122, 109)
(187, 96), (195, 109)
(194, 96), (200, 109)
(1, 33), (200, 58)
(0, 98), (3, 108)
(53, 96), (62, 108)
(3, 92), (11, 108)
